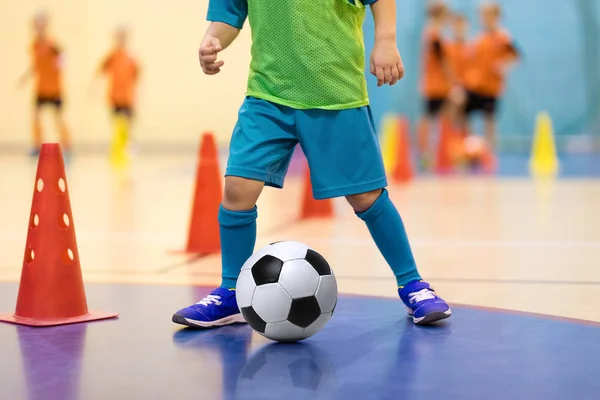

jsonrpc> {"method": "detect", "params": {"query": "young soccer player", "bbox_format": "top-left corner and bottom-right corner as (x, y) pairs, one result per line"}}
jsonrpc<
(18, 12), (72, 157)
(417, 1), (452, 170)
(95, 26), (139, 156)
(173, 0), (452, 327)
(463, 2), (519, 151)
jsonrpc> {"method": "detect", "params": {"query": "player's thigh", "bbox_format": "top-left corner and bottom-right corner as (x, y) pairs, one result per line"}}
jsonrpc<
(228, 97), (299, 189)
(296, 106), (387, 200)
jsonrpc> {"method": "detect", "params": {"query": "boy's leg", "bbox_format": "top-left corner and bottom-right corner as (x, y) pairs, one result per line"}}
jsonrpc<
(483, 97), (498, 150)
(418, 98), (447, 171)
(349, 189), (450, 324)
(219, 176), (264, 289)
(173, 97), (298, 328)
(52, 100), (72, 154)
(477, 95), (498, 172)
(346, 189), (421, 286)
(110, 107), (131, 165)
(32, 108), (43, 156)
(30, 97), (46, 156)
(448, 87), (468, 137)
(417, 98), (437, 170)
(173, 177), (262, 329)
(297, 105), (450, 325)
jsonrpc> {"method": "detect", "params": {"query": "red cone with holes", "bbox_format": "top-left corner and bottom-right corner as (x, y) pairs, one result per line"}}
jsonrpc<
(0, 143), (118, 326)
(301, 164), (334, 219)
(181, 132), (222, 254)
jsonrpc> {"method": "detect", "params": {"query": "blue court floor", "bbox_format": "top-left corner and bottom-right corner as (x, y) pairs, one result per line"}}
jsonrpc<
(1, 283), (599, 400)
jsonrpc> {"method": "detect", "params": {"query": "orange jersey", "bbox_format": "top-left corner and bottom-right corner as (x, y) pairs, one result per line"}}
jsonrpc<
(464, 29), (515, 97)
(102, 50), (139, 107)
(31, 38), (62, 98)
(420, 28), (451, 99)
(446, 40), (469, 86)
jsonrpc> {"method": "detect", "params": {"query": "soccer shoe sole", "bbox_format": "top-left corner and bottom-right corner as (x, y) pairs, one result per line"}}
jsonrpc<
(413, 309), (452, 325)
(172, 313), (246, 328)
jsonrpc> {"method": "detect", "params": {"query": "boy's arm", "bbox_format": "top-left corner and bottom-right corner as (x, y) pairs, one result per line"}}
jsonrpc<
(367, 0), (404, 86)
(369, 0), (396, 43)
(18, 45), (36, 87)
(96, 53), (112, 77)
(505, 40), (521, 62)
(18, 67), (33, 87)
(430, 35), (456, 85)
(200, 0), (247, 75)
(495, 34), (521, 75)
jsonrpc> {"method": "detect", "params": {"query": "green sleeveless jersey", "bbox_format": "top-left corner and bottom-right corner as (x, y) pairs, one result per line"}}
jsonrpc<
(209, 0), (370, 110)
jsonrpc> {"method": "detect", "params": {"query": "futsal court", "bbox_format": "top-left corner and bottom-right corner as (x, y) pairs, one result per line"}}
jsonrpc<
(0, 149), (599, 399)
(2, 0), (600, 398)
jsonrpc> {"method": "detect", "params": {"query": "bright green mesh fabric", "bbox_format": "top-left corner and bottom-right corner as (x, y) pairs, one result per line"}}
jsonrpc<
(246, 0), (369, 110)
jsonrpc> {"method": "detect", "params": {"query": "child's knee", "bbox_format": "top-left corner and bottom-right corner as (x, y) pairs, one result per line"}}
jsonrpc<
(223, 176), (264, 211)
(345, 189), (383, 213)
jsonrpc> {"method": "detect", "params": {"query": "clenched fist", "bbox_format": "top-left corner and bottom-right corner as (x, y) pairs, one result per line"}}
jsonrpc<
(199, 37), (224, 75)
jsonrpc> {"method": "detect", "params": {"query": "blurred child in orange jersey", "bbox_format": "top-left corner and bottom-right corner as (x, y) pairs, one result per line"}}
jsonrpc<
(446, 13), (470, 131)
(417, 1), (452, 170)
(95, 26), (139, 159)
(463, 2), (520, 153)
(19, 12), (72, 157)
(97, 27), (139, 123)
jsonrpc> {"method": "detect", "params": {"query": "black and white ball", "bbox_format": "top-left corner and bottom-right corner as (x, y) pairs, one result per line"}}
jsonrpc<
(236, 241), (338, 342)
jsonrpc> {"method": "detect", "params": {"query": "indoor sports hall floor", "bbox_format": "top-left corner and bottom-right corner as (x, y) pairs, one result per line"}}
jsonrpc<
(0, 151), (599, 399)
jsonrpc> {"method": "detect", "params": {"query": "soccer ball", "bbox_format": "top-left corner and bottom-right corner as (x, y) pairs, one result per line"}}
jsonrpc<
(236, 241), (338, 342)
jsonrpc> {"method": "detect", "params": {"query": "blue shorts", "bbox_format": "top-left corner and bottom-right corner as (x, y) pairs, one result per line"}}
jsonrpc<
(227, 97), (387, 200)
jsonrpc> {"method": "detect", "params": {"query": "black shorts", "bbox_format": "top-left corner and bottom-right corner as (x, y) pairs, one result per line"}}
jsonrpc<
(112, 105), (134, 118)
(424, 97), (446, 117)
(465, 91), (498, 116)
(36, 96), (62, 109)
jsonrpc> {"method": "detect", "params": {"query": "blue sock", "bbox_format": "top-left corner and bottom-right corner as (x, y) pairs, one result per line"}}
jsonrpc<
(218, 205), (258, 289)
(356, 189), (422, 287)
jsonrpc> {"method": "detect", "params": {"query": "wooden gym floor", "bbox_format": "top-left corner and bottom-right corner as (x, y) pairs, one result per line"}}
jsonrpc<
(0, 152), (599, 322)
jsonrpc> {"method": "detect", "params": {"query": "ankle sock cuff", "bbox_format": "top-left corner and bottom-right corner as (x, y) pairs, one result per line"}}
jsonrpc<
(356, 189), (389, 222)
(218, 205), (258, 228)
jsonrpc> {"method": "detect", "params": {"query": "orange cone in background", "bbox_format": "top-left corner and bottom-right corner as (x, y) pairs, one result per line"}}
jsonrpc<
(481, 143), (498, 174)
(0, 143), (118, 327)
(182, 133), (222, 255)
(301, 165), (333, 219)
(436, 117), (455, 174)
(393, 117), (414, 183)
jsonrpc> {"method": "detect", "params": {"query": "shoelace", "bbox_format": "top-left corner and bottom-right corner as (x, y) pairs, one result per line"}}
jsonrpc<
(408, 288), (436, 304)
(196, 294), (222, 307)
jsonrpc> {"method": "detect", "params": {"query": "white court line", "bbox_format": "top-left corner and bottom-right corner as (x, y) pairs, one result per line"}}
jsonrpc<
(0, 230), (599, 249)
(304, 237), (600, 249)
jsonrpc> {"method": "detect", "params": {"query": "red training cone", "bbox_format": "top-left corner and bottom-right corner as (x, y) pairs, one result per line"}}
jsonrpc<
(393, 116), (414, 183)
(300, 165), (333, 219)
(436, 117), (456, 174)
(182, 133), (222, 254)
(0, 143), (118, 327)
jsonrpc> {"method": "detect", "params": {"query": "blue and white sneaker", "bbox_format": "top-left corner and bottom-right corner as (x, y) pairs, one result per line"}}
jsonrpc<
(399, 281), (452, 325)
(172, 287), (246, 328)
